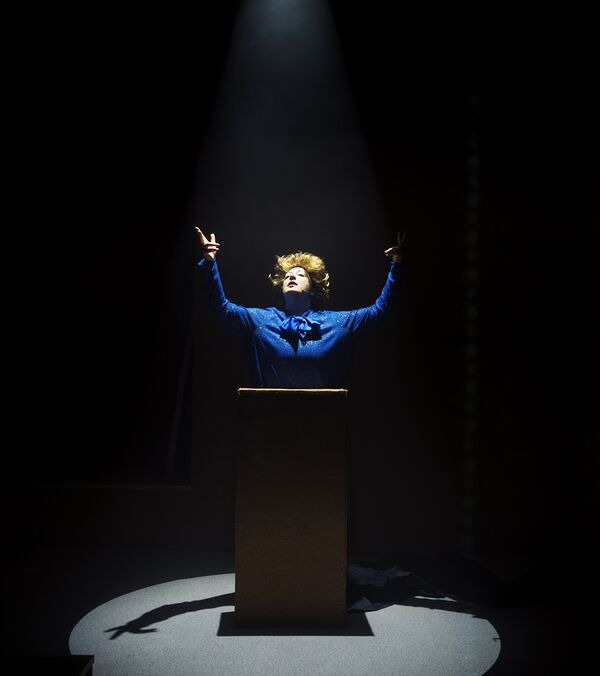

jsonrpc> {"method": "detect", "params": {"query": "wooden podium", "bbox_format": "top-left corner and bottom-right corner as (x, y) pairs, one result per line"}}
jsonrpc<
(235, 388), (348, 627)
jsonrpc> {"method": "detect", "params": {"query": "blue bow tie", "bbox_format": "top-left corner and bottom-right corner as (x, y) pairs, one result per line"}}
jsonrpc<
(280, 315), (322, 342)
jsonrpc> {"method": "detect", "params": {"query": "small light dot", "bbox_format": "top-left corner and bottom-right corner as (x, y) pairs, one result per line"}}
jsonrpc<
(465, 380), (478, 394)
(465, 343), (478, 356)
(462, 495), (476, 510)
(466, 305), (479, 319)
(463, 476), (474, 490)
(467, 229), (479, 244)
(461, 533), (474, 550)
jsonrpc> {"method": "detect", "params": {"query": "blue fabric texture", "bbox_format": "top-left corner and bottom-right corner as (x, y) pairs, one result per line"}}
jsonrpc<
(198, 258), (405, 388)
(279, 314), (323, 343)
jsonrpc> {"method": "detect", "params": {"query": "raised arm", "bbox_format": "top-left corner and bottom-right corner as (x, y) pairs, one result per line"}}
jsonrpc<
(195, 226), (254, 335)
(342, 231), (407, 334)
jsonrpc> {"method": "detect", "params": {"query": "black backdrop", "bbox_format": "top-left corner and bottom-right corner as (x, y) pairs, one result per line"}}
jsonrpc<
(8, 3), (596, 559)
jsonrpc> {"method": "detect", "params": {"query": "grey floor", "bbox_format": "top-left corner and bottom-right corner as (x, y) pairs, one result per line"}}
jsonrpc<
(1, 546), (590, 674)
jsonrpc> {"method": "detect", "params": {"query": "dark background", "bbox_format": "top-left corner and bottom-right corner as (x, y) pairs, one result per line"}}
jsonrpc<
(6, 3), (597, 563)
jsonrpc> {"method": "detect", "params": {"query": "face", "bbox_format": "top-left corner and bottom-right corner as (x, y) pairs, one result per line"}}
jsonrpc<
(283, 267), (312, 297)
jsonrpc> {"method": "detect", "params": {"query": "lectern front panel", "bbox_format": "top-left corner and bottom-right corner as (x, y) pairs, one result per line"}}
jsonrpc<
(235, 388), (347, 627)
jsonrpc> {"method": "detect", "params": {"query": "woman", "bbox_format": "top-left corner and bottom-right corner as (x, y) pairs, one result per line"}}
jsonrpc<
(195, 227), (406, 388)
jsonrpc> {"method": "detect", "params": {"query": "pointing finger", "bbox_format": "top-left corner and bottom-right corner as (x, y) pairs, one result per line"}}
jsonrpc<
(210, 233), (216, 243)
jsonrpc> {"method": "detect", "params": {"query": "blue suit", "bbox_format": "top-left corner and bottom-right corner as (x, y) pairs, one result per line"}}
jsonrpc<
(198, 258), (405, 388)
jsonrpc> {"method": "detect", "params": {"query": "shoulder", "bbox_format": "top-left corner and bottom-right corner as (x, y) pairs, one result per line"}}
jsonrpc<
(252, 306), (286, 322)
(315, 309), (355, 326)
(265, 306), (285, 317)
(319, 309), (352, 318)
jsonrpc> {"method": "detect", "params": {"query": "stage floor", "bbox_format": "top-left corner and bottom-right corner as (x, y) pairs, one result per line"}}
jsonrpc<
(1, 546), (587, 674)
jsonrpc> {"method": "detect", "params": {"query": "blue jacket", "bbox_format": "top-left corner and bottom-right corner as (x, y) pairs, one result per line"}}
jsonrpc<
(198, 258), (405, 388)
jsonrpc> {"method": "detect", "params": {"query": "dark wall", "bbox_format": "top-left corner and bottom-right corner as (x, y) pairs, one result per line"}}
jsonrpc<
(8, 3), (596, 559)
(12, 4), (240, 485)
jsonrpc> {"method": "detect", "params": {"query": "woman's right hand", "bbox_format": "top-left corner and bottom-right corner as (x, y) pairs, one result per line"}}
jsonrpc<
(195, 226), (220, 262)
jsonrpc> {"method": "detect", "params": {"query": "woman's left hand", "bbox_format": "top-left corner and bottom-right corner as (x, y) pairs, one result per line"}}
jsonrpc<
(385, 231), (406, 263)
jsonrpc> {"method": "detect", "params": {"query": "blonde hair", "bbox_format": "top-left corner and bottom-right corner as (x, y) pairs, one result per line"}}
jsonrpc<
(268, 251), (330, 302)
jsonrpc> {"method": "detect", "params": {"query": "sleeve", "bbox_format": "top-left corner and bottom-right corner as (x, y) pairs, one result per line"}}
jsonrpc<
(340, 260), (406, 335)
(198, 258), (255, 335)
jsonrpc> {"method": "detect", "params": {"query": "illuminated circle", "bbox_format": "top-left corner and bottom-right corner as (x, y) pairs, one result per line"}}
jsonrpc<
(70, 573), (501, 675)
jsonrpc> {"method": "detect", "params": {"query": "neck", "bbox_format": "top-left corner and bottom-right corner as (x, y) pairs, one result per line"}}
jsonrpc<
(284, 294), (311, 315)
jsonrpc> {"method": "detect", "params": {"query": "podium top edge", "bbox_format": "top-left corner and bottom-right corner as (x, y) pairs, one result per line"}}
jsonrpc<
(237, 388), (348, 395)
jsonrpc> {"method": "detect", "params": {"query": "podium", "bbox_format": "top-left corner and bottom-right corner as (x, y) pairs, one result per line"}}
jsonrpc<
(235, 388), (348, 627)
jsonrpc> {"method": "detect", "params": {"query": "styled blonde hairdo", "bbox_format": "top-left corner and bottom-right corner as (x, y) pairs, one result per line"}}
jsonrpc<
(269, 251), (330, 302)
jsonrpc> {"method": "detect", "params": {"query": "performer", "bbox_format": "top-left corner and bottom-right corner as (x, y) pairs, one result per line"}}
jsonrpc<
(195, 227), (406, 388)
